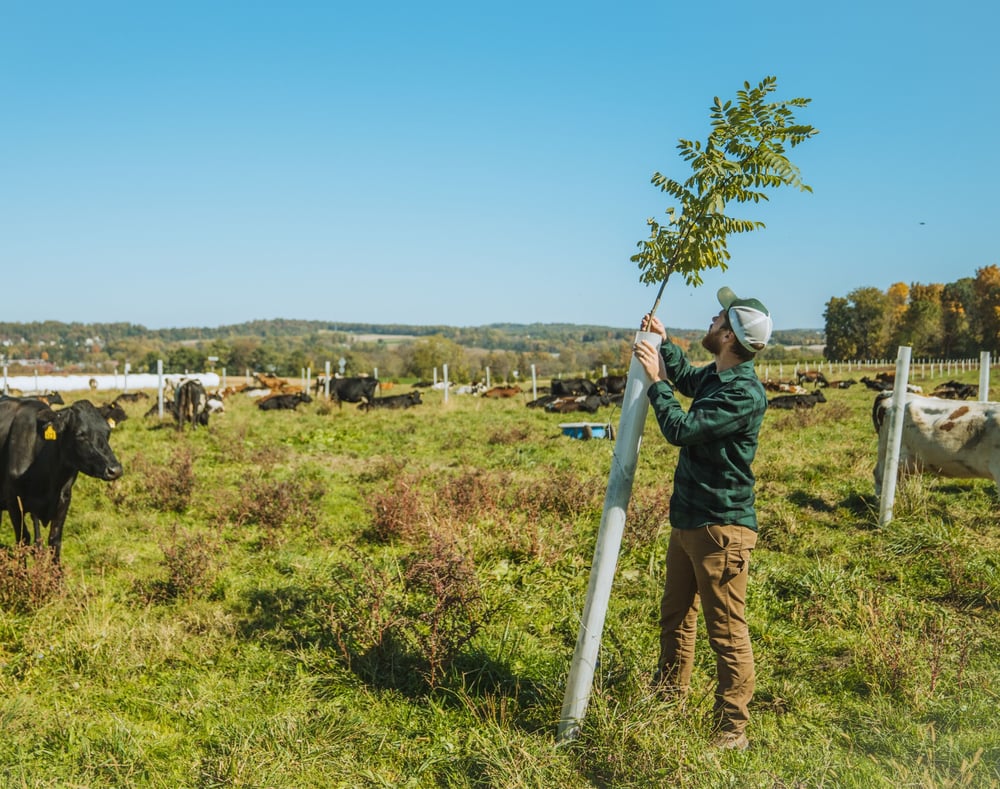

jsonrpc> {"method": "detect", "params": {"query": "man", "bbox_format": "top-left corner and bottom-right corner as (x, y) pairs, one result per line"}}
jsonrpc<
(633, 286), (772, 752)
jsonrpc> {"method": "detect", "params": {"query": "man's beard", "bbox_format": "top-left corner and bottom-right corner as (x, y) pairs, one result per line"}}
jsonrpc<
(701, 328), (724, 355)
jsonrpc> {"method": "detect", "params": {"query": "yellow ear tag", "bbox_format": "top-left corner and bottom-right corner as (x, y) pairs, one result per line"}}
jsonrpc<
(107, 418), (117, 429)
(44, 425), (57, 440)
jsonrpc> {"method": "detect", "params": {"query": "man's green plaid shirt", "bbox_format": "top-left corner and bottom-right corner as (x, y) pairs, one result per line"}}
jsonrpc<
(645, 339), (768, 532)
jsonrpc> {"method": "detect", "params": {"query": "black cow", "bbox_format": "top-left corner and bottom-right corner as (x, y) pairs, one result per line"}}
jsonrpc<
(0, 398), (123, 562)
(175, 380), (209, 428)
(797, 370), (829, 387)
(328, 377), (379, 408)
(257, 391), (313, 411)
(359, 391), (423, 411)
(861, 376), (892, 392)
(768, 390), (827, 409)
(596, 375), (627, 396)
(931, 380), (977, 400)
(114, 391), (149, 403)
(98, 400), (128, 426)
(526, 394), (560, 409)
(144, 398), (173, 419)
(551, 378), (598, 397)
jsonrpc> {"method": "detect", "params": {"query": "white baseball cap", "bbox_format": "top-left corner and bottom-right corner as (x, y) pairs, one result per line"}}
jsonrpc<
(717, 287), (773, 352)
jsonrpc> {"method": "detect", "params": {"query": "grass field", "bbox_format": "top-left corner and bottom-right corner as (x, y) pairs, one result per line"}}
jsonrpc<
(0, 368), (997, 788)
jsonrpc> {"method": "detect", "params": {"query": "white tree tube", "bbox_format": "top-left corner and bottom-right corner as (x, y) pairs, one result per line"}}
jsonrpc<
(558, 330), (661, 741)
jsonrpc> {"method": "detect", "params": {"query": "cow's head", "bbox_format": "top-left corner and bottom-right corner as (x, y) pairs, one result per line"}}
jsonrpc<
(54, 400), (124, 481)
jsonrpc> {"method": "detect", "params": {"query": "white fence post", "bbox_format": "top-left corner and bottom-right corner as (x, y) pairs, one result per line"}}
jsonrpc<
(878, 346), (912, 527)
(980, 352), (991, 402)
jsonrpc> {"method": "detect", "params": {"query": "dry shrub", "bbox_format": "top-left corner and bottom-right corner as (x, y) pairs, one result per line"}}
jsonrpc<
(0, 545), (64, 613)
(357, 455), (408, 484)
(401, 530), (492, 687)
(138, 525), (219, 602)
(327, 549), (409, 682)
(225, 475), (324, 545)
(366, 475), (428, 542)
(515, 469), (601, 520)
(106, 447), (195, 513)
(327, 534), (495, 690)
(435, 470), (503, 522)
(487, 425), (532, 445)
(623, 486), (671, 551)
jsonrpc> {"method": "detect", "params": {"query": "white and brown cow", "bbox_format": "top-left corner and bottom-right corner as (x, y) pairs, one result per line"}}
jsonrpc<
(872, 391), (1000, 495)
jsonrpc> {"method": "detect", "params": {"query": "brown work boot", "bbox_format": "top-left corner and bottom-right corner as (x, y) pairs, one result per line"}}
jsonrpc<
(709, 731), (749, 751)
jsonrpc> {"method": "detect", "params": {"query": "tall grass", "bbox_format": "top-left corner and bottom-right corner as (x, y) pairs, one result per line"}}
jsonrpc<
(0, 374), (997, 787)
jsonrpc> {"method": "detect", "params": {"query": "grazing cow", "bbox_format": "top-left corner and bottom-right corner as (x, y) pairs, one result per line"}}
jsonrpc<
(551, 378), (598, 397)
(482, 386), (522, 398)
(327, 377), (379, 408)
(359, 391), (423, 411)
(872, 391), (1000, 495)
(827, 379), (859, 389)
(257, 391), (313, 411)
(768, 390), (827, 409)
(0, 398), (123, 561)
(545, 394), (608, 414)
(175, 379), (209, 428)
(596, 375), (628, 396)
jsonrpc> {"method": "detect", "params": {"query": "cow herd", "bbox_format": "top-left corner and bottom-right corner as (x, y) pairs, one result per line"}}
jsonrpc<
(0, 366), (991, 565)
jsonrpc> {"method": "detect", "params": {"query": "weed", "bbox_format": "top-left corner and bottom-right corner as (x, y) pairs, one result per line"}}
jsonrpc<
(106, 447), (195, 513)
(365, 474), (428, 542)
(487, 425), (532, 445)
(224, 474), (324, 545)
(623, 486), (671, 551)
(0, 545), (63, 612)
(402, 530), (493, 687)
(516, 469), (601, 521)
(137, 524), (220, 602)
(436, 469), (499, 522)
(327, 548), (411, 685)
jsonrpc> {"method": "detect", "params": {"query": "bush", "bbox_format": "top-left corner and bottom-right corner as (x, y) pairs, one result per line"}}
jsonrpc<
(0, 545), (64, 613)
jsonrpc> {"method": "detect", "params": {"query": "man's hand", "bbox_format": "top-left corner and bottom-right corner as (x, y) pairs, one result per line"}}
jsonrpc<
(633, 339), (665, 382)
(641, 314), (668, 342)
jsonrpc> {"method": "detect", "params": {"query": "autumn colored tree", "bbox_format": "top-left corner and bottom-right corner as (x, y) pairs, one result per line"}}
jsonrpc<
(972, 264), (1000, 352)
(941, 278), (975, 357)
(882, 282), (909, 351)
(895, 283), (943, 356)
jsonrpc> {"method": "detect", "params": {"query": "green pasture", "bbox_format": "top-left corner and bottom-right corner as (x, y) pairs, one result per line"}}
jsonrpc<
(0, 370), (997, 788)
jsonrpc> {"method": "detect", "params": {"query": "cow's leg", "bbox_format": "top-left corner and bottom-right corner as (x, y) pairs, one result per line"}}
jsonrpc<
(47, 486), (74, 563)
(989, 456), (1000, 498)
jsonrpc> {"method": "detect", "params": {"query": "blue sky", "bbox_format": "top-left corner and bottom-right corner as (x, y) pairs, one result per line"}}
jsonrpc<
(1, 1), (995, 332)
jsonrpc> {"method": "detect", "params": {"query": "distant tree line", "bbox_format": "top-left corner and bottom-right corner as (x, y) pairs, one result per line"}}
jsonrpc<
(0, 317), (820, 382)
(823, 265), (1000, 361)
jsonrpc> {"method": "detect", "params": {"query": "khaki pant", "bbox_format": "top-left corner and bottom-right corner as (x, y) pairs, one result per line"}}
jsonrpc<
(656, 524), (757, 735)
